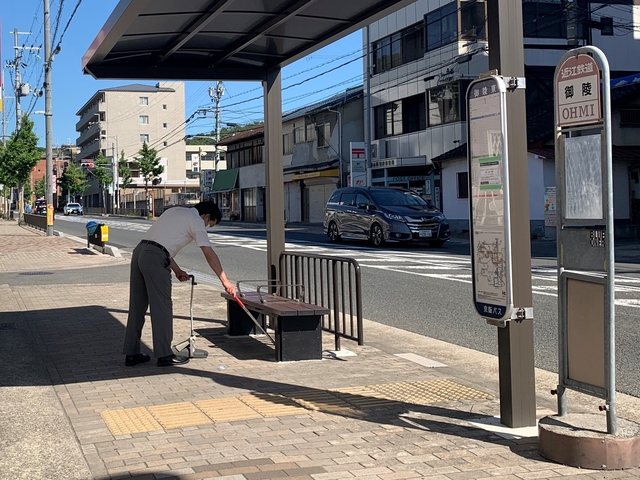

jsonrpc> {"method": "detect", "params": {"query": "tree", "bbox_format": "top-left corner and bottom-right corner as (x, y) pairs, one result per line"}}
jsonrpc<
(34, 177), (46, 199)
(93, 152), (113, 213)
(133, 143), (163, 216)
(60, 162), (89, 202)
(0, 115), (41, 218)
(118, 150), (132, 209)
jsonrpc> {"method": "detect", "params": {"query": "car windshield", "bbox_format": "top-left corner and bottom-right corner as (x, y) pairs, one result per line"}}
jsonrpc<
(370, 190), (433, 208)
(68, 204), (80, 207)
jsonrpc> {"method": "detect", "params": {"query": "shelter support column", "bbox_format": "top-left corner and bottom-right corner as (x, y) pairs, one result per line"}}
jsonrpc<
(488, 0), (536, 428)
(263, 67), (285, 289)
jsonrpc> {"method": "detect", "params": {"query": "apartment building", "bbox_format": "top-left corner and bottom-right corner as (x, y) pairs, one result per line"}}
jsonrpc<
(75, 82), (189, 209)
(364, 0), (640, 237)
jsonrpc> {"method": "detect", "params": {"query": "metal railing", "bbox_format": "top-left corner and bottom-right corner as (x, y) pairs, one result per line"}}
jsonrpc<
(279, 251), (363, 350)
(23, 213), (48, 230)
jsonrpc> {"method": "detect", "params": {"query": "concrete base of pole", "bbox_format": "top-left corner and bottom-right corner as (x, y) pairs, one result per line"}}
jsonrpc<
(538, 413), (640, 470)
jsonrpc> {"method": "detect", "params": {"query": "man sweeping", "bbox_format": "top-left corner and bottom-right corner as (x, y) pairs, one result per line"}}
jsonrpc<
(123, 201), (235, 367)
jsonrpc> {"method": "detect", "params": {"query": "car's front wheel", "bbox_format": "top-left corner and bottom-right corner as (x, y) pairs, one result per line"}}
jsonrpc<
(370, 223), (385, 247)
(328, 222), (342, 242)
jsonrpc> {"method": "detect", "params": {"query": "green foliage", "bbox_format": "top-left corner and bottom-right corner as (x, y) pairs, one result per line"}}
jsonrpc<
(133, 143), (164, 213)
(93, 152), (113, 190)
(118, 150), (132, 189)
(34, 177), (46, 199)
(185, 136), (215, 145)
(0, 115), (41, 188)
(60, 162), (89, 200)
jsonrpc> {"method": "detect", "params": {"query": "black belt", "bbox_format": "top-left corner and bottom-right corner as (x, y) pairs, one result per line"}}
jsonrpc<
(140, 239), (170, 258)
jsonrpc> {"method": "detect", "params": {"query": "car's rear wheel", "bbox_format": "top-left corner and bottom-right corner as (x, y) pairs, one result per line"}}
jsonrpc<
(429, 240), (446, 248)
(328, 222), (342, 242)
(370, 223), (385, 247)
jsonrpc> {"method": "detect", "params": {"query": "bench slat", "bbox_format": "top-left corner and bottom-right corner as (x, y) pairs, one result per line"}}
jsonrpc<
(221, 292), (330, 316)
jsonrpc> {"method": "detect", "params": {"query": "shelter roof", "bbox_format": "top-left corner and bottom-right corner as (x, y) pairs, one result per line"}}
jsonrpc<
(82, 0), (414, 81)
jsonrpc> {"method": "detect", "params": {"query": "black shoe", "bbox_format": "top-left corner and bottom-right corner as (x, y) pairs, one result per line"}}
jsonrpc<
(125, 353), (151, 366)
(157, 354), (189, 367)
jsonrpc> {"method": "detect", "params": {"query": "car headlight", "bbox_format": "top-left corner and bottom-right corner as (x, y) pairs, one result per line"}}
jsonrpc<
(433, 214), (445, 221)
(383, 213), (404, 221)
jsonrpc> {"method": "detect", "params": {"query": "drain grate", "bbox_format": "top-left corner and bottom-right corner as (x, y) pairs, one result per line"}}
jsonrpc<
(18, 271), (54, 276)
(0, 323), (17, 330)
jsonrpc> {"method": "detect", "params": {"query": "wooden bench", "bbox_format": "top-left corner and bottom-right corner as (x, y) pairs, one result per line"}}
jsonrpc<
(221, 291), (330, 362)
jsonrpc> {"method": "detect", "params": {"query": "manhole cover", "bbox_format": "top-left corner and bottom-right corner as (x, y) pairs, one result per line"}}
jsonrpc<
(19, 271), (54, 276)
(0, 323), (17, 330)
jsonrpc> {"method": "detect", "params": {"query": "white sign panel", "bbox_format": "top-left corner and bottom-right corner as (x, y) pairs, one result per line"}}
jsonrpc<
(467, 76), (513, 322)
(556, 54), (601, 128)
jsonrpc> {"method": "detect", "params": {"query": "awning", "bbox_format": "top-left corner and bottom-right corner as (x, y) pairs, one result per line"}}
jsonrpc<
(211, 168), (238, 192)
(292, 168), (339, 180)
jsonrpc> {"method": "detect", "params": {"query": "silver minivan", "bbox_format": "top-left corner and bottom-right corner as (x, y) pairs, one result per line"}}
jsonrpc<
(323, 186), (450, 247)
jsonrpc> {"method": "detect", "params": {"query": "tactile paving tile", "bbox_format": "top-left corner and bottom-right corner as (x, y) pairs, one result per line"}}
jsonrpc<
(101, 407), (163, 436)
(284, 388), (356, 413)
(238, 392), (308, 417)
(195, 397), (263, 422)
(332, 385), (401, 409)
(148, 401), (213, 429)
(368, 379), (492, 405)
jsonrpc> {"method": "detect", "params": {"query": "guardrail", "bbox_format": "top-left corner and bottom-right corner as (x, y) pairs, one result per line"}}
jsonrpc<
(279, 251), (363, 350)
(23, 213), (48, 230)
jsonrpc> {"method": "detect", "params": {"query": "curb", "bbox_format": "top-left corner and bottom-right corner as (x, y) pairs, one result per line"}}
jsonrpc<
(54, 230), (122, 258)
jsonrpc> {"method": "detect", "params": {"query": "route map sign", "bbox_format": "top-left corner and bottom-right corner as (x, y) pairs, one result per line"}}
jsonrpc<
(467, 75), (513, 321)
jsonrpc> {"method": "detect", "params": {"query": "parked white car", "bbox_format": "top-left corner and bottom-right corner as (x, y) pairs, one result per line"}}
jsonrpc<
(64, 203), (84, 216)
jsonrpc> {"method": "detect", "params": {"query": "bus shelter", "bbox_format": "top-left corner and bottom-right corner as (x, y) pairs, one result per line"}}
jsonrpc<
(82, 0), (414, 284)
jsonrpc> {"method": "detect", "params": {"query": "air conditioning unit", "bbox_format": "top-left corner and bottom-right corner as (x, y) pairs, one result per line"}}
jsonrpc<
(371, 140), (381, 159)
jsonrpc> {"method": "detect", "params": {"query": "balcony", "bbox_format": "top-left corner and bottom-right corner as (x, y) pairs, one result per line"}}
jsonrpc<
(79, 139), (100, 159)
(76, 105), (101, 131)
(76, 123), (100, 147)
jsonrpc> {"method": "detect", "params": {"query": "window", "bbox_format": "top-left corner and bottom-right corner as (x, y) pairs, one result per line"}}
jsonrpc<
(140, 134), (149, 143)
(163, 141), (168, 147)
(162, 123), (167, 129)
(523, 0), (570, 39)
(427, 82), (461, 127)
(139, 97), (148, 105)
(162, 104), (167, 110)
(355, 193), (371, 208)
(340, 192), (355, 206)
(402, 94), (426, 134)
(374, 94), (427, 140)
(457, 172), (469, 199)
(305, 123), (317, 142)
(425, 2), (457, 52)
(461, 0), (486, 40)
(317, 123), (331, 147)
(283, 132), (293, 155)
(293, 126), (305, 144)
(139, 115), (149, 124)
(373, 22), (425, 74)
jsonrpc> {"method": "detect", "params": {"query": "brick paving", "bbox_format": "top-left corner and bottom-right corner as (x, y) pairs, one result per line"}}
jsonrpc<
(1, 219), (639, 480)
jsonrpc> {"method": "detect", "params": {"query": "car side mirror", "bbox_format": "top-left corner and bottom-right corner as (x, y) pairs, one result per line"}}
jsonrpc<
(357, 203), (367, 209)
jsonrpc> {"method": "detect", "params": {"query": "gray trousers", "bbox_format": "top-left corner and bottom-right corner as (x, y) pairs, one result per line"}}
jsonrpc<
(122, 242), (174, 358)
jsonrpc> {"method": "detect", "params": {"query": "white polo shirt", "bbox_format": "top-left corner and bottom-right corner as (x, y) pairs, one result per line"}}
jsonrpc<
(144, 207), (211, 258)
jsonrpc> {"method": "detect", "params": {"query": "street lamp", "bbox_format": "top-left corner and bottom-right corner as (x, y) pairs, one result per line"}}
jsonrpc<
(100, 134), (119, 212)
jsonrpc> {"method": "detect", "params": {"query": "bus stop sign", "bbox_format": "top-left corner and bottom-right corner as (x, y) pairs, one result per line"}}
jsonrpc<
(467, 75), (513, 322)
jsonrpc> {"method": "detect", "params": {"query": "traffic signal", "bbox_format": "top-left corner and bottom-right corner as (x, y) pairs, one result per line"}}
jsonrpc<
(152, 177), (162, 185)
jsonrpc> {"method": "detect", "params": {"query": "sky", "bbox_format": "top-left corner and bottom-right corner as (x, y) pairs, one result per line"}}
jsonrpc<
(1, 1), (364, 147)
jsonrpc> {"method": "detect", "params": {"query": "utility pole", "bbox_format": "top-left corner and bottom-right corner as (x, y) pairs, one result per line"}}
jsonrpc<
(10, 28), (38, 218)
(364, 25), (372, 187)
(44, 0), (55, 236)
(208, 81), (225, 173)
(487, 0), (536, 428)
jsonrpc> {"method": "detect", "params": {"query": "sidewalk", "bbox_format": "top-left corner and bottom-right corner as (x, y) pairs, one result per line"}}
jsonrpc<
(1, 219), (640, 480)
